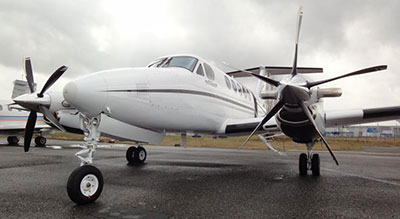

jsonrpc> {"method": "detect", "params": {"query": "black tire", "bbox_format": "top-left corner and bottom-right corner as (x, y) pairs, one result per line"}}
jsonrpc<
(299, 153), (308, 176)
(134, 146), (147, 164)
(311, 154), (320, 176)
(126, 146), (136, 163)
(67, 165), (103, 205)
(126, 146), (147, 164)
(35, 137), (47, 147)
(7, 136), (19, 145)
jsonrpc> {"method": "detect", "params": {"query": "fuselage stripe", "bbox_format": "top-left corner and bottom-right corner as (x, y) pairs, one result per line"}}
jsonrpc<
(103, 89), (255, 112)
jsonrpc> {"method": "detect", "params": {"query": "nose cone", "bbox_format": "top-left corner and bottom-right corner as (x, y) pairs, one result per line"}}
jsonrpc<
(63, 73), (108, 117)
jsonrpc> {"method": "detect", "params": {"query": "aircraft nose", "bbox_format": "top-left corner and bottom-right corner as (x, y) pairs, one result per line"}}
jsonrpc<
(63, 74), (108, 117)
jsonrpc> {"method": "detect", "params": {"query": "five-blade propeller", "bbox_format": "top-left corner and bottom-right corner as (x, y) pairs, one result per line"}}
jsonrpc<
(14, 57), (67, 152)
(240, 7), (387, 166)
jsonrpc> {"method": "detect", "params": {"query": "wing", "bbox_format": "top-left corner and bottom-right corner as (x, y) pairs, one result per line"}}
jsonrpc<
(227, 66), (323, 78)
(219, 117), (280, 136)
(325, 106), (400, 127)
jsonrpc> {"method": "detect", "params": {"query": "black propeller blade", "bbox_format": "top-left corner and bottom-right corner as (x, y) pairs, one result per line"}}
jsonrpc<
(298, 101), (339, 165)
(239, 99), (285, 149)
(25, 57), (35, 93)
(247, 73), (281, 87)
(24, 111), (37, 152)
(38, 66), (68, 97)
(306, 65), (387, 88)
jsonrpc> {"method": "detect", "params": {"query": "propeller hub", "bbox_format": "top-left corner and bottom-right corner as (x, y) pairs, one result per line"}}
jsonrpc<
(13, 93), (50, 112)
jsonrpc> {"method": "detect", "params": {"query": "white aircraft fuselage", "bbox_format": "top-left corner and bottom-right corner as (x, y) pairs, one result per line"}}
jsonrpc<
(64, 55), (259, 135)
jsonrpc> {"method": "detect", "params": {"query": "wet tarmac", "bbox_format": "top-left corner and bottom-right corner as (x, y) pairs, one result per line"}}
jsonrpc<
(1, 138), (400, 218)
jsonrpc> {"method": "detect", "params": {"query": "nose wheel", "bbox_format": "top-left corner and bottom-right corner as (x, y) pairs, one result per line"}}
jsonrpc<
(126, 146), (147, 164)
(298, 152), (320, 176)
(67, 165), (103, 205)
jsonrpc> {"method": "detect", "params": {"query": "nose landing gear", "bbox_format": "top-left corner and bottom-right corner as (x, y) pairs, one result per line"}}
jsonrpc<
(67, 114), (104, 205)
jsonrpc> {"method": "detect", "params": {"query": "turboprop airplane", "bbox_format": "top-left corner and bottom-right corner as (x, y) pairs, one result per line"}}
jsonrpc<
(12, 7), (400, 205)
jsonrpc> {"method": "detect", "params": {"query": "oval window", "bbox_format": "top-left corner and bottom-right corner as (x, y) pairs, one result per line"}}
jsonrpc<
(231, 80), (237, 92)
(224, 75), (231, 89)
(204, 63), (215, 80)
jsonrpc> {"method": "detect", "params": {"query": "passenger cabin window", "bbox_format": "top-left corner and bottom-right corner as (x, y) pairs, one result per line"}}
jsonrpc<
(203, 63), (215, 80)
(237, 83), (242, 96)
(0, 105), (2, 111)
(162, 56), (198, 72)
(196, 64), (205, 76)
(224, 75), (231, 89)
(231, 80), (237, 92)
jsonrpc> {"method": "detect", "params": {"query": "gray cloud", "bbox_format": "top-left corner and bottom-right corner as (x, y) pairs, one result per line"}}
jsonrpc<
(0, 0), (399, 113)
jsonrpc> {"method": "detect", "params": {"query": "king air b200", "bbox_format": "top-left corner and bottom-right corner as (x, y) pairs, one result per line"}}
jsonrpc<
(13, 7), (400, 204)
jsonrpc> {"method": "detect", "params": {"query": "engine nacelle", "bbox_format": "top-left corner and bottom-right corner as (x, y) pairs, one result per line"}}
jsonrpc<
(317, 88), (342, 99)
(276, 105), (319, 143)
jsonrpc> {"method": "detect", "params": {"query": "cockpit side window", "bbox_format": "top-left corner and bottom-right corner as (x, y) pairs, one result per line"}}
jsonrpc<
(196, 64), (205, 76)
(162, 56), (198, 72)
(0, 104), (2, 111)
(147, 58), (167, 68)
(203, 63), (215, 80)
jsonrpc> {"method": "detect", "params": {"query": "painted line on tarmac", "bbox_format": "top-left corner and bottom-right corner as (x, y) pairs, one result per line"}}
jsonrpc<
(322, 168), (400, 187)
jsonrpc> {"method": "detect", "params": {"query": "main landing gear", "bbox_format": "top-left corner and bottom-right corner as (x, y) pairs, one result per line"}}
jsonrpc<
(7, 136), (19, 145)
(67, 114), (104, 205)
(299, 142), (320, 176)
(34, 136), (47, 147)
(126, 145), (147, 164)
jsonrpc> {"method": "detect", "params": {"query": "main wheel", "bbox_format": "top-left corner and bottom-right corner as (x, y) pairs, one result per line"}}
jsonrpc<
(126, 146), (147, 164)
(311, 154), (320, 176)
(7, 136), (19, 145)
(67, 165), (103, 205)
(35, 136), (47, 147)
(299, 153), (308, 176)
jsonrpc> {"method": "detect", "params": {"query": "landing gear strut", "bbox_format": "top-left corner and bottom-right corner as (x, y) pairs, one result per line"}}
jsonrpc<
(126, 145), (147, 164)
(7, 136), (19, 145)
(298, 142), (320, 176)
(67, 114), (104, 204)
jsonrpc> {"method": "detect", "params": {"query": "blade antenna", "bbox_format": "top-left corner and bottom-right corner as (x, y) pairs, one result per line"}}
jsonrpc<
(298, 101), (339, 165)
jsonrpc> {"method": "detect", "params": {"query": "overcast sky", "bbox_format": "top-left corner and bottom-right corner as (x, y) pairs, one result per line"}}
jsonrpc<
(1, 0), (399, 116)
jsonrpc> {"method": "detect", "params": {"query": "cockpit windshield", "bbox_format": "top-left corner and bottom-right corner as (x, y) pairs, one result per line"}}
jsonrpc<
(148, 56), (198, 72)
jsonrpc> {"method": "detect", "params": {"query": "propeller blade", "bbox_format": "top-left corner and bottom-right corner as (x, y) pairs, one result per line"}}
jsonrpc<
(289, 6), (303, 77)
(38, 65), (68, 97)
(298, 101), (339, 165)
(306, 65), (387, 88)
(24, 57), (35, 93)
(39, 105), (66, 132)
(24, 111), (37, 152)
(248, 72), (281, 87)
(239, 99), (284, 149)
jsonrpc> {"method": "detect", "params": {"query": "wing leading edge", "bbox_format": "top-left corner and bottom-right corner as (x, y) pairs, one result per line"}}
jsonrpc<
(227, 66), (323, 78)
(325, 106), (400, 127)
